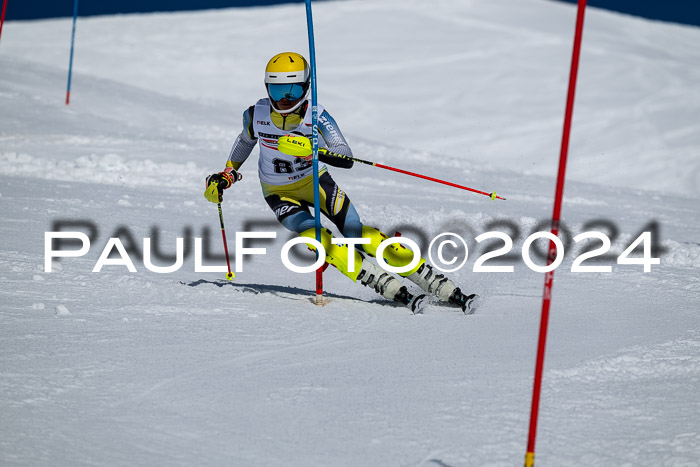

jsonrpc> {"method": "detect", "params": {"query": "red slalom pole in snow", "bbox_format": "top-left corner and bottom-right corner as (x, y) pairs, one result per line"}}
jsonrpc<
(525, 1), (586, 466)
(0, 0), (9, 45)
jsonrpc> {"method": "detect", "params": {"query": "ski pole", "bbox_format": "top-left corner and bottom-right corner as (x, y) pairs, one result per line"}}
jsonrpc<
(217, 202), (235, 280)
(278, 136), (505, 200)
(338, 151), (505, 200)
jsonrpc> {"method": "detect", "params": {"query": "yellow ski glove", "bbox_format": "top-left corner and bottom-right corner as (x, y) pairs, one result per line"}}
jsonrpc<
(204, 170), (240, 203)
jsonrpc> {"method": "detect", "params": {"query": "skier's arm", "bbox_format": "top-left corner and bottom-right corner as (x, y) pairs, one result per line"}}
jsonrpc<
(226, 105), (258, 171)
(318, 110), (354, 169)
(203, 107), (255, 203)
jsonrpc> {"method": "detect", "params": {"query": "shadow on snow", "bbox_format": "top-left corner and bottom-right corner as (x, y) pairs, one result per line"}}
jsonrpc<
(180, 279), (401, 307)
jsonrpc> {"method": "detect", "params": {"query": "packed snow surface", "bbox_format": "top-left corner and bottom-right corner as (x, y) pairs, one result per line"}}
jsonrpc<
(1, 0), (699, 465)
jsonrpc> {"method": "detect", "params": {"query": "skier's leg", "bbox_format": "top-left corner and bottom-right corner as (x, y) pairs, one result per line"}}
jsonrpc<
(262, 177), (428, 311)
(313, 173), (420, 274)
(404, 263), (477, 312)
(339, 202), (363, 240)
(264, 190), (364, 287)
(307, 171), (476, 312)
(264, 187), (360, 280)
(281, 210), (316, 233)
(298, 227), (424, 311)
(360, 225), (477, 312)
(359, 226), (425, 276)
(313, 171), (363, 238)
(308, 173), (437, 309)
(298, 227), (362, 281)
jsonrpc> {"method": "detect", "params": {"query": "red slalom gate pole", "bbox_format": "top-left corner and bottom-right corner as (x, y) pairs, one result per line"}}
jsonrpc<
(525, 1), (586, 466)
(0, 0), (8, 45)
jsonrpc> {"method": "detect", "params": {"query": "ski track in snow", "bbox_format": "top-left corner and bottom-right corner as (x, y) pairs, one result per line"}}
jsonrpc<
(2, 0), (700, 465)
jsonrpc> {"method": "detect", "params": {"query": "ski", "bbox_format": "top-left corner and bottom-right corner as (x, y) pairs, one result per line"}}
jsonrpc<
(413, 294), (480, 315)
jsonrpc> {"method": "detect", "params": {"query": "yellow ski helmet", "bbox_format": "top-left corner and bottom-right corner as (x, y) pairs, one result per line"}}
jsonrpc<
(265, 52), (310, 114)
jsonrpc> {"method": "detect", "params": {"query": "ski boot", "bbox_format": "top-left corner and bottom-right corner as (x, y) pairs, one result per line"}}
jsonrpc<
(406, 263), (478, 314)
(357, 257), (426, 313)
(448, 288), (479, 315)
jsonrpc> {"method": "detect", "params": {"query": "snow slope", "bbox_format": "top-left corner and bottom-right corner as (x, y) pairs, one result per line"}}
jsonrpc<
(1, 1), (700, 465)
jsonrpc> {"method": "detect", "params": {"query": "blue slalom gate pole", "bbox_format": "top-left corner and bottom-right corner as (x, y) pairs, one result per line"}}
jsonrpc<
(66, 0), (79, 105)
(305, 0), (324, 305)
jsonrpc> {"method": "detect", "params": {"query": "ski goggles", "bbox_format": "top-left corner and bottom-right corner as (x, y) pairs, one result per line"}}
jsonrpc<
(267, 83), (307, 102)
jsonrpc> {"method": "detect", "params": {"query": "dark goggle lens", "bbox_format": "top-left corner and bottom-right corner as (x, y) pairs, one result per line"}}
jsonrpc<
(268, 83), (306, 102)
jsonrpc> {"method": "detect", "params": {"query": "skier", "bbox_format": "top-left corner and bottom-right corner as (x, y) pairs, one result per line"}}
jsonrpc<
(204, 52), (476, 313)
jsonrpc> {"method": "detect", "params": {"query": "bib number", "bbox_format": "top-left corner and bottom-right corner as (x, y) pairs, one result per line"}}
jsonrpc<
(272, 157), (312, 174)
